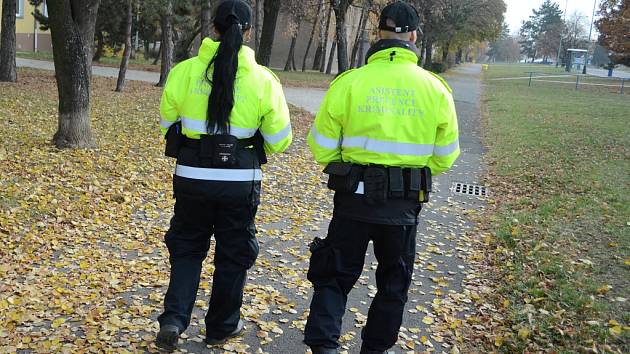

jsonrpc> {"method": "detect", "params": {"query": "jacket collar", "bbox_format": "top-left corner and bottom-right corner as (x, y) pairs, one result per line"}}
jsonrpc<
(198, 38), (257, 68)
(366, 39), (420, 65)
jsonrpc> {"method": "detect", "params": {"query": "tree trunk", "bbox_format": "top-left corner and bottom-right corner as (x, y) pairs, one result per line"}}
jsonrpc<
(93, 30), (104, 62)
(302, 0), (325, 72)
(320, 4), (333, 72)
(441, 42), (450, 64)
(143, 39), (150, 60)
(200, 0), (212, 39)
(331, 0), (350, 74)
(312, 45), (323, 70)
(423, 36), (434, 70)
(48, 0), (101, 149)
(0, 0), (17, 82)
(350, 0), (370, 68)
(284, 33), (299, 71)
(455, 47), (462, 64)
(152, 45), (162, 65)
(256, 0), (281, 67)
(116, 0), (133, 92)
(326, 40), (336, 75)
(254, 0), (262, 52)
(156, 1), (173, 87)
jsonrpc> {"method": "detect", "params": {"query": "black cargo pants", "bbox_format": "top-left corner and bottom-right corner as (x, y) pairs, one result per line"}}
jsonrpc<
(303, 215), (416, 351)
(157, 195), (259, 339)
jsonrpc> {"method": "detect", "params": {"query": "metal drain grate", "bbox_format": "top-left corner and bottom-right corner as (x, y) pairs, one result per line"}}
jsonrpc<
(451, 182), (489, 197)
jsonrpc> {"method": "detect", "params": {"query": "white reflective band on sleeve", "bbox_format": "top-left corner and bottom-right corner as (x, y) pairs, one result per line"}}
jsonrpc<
(175, 165), (263, 181)
(180, 117), (207, 132)
(310, 126), (341, 150)
(355, 181), (365, 195)
(342, 136), (434, 156)
(160, 117), (177, 129)
(433, 140), (459, 156)
(262, 124), (292, 144)
(229, 126), (258, 139)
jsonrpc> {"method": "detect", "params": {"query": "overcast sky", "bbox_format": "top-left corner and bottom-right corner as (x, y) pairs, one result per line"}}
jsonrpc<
(505, 0), (600, 33)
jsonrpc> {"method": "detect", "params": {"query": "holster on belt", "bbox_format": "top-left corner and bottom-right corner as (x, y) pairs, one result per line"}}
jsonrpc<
(323, 162), (362, 193)
(164, 121), (183, 158)
(364, 166), (388, 205)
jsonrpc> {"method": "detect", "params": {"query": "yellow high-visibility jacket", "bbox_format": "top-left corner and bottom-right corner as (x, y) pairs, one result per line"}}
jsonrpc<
(160, 38), (292, 154)
(307, 46), (459, 175)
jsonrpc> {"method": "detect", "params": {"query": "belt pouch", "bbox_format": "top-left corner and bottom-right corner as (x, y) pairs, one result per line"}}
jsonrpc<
(253, 130), (268, 165)
(406, 168), (421, 201)
(211, 134), (238, 167)
(420, 167), (432, 203)
(323, 162), (360, 192)
(388, 167), (404, 199)
(164, 121), (182, 158)
(199, 135), (214, 167)
(364, 167), (388, 205)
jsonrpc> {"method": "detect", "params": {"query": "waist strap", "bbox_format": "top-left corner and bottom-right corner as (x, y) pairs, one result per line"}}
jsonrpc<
(181, 136), (255, 149)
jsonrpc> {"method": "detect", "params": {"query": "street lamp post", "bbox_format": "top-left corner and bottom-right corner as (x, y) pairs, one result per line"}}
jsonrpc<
(582, 0), (598, 74)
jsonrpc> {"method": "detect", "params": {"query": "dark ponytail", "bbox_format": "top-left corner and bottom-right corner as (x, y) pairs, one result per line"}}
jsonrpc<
(205, 22), (243, 134)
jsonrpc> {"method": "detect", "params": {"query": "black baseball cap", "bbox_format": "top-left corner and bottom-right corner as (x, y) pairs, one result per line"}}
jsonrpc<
(214, 0), (252, 32)
(379, 1), (420, 33)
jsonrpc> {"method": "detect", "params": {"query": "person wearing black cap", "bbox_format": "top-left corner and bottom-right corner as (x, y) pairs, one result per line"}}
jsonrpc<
(155, 0), (292, 351)
(304, 1), (460, 354)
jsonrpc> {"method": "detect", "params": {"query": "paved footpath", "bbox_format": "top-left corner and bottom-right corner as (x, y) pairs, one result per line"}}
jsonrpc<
(17, 58), (487, 353)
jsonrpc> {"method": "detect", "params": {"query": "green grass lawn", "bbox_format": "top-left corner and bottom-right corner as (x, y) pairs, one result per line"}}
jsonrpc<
(273, 70), (333, 88)
(482, 64), (629, 352)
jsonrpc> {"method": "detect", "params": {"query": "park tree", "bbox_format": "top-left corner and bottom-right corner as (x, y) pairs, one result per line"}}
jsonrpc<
(116, 0), (134, 92)
(200, 0), (212, 39)
(317, 4), (333, 71)
(46, 0), (101, 149)
(596, 0), (630, 66)
(519, 0), (563, 63)
(349, 0), (373, 68)
(156, 0), (174, 87)
(93, 0), (128, 61)
(302, 0), (326, 72)
(330, 0), (353, 73)
(0, 0), (17, 82)
(283, 0), (308, 71)
(488, 25), (520, 62)
(257, 0), (281, 67)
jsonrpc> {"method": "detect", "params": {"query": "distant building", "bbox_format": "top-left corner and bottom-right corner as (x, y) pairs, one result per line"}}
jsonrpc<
(0, 0), (52, 52)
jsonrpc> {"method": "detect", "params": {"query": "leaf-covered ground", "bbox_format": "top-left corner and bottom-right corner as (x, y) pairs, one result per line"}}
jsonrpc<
(2, 68), (493, 354)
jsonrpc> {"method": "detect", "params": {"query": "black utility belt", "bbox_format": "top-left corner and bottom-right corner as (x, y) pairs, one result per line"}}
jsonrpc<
(164, 121), (268, 166)
(323, 162), (432, 204)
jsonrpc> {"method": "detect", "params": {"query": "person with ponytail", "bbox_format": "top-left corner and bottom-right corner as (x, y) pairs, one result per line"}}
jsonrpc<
(156, 1), (292, 350)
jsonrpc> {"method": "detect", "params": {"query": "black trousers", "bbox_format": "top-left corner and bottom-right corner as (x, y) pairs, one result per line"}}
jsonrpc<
(304, 214), (416, 351)
(157, 195), (259, 339)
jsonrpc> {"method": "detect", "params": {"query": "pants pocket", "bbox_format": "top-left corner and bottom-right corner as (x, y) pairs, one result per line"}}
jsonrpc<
(307, 244), (338, 284)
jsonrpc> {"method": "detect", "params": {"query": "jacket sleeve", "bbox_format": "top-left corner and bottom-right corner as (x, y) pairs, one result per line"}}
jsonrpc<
(260, 77), (292, 154)
(307, 91), (342, 164)
(159, 66), (183, 136)
(427, 91), (460, 175)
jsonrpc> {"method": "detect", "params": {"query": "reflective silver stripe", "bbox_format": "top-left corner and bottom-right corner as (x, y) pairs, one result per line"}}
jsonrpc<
(310, 126), (340, 150)
(175, 165), (262, 181)
(160, 117), (177, 129)
(230, 126), (258, 139)
(342, 136), (434, 156)
(355, 181), (365, 195)
(262, 124), (292, 145)
(433, 140), (459, 156)
(180, 117), (207, 132)
(179, 116), (257, 138)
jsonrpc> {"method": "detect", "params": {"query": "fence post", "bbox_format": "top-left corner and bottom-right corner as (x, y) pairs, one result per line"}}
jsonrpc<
(621, 79), (625, 95)
(529, 72), (533, 87)
(575, 75), (580, 90)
